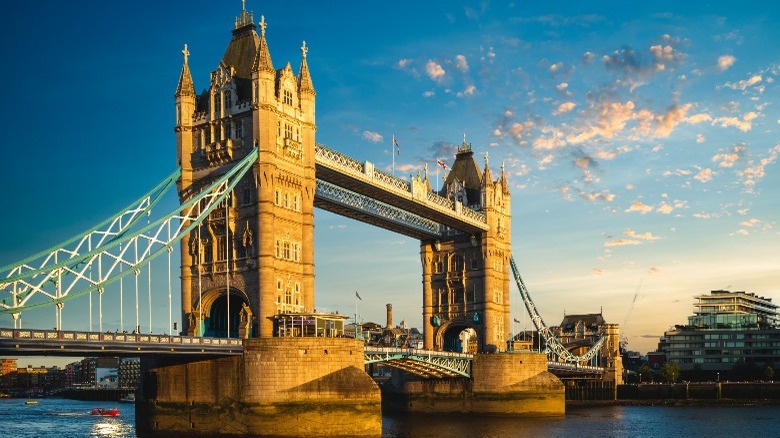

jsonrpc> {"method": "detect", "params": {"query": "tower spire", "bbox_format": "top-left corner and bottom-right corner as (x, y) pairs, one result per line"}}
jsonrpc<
(252, 15), (274, 72)
(297, 40), (315, 95)
(175, 44), (195, 98)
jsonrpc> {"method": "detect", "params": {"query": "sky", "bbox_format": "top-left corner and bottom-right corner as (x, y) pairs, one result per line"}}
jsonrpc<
(0, 1), (779, 367)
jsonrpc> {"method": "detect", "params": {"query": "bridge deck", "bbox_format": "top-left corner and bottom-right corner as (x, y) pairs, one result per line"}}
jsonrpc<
(0, 328), (242, 357)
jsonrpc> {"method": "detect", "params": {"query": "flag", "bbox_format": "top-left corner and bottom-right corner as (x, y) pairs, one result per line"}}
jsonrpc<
(355, 291), (362, 301)
(437, 159), (449, 170)
(393, 135), (400, 155)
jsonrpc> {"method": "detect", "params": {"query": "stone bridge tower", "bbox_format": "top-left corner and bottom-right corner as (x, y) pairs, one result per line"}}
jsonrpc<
(421, 142), (512, 352)
(175, 7), (316, 338)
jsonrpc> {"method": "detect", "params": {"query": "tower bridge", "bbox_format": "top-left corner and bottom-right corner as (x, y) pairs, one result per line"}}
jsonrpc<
(0, 5), (621, 436)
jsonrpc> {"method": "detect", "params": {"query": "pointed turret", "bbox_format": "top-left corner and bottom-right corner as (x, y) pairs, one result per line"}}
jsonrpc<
(481, 151), (493, 188)
(500, 161), (510, 194)
(175, 44), (196, 192)
(297, 41), (315, 95)
(252, 15), (274, 73)
(175, 44), (196, 99)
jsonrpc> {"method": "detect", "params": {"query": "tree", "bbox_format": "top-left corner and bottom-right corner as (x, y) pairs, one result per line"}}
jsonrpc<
(637, 364), (653, 383)
(661, 362), (680, 383)
(764, 364), (775, 381)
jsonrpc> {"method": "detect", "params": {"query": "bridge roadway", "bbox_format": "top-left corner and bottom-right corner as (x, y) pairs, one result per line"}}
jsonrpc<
(0, 328), (243, 358)
(0, 328), (605, 379)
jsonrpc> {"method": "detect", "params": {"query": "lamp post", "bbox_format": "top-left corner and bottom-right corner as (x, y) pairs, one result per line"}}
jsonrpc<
(717, 372), (720, 382)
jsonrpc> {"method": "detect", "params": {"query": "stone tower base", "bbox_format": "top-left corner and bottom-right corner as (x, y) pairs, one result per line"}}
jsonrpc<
(382, 352), (564, 416)
(136, 338), (381, 437)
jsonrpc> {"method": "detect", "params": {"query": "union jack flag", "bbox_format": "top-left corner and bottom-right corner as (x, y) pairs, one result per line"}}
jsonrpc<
(437, 159), (449, 170)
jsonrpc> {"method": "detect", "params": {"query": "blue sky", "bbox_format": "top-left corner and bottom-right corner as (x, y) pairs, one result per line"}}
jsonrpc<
(1, 1), (779, 366)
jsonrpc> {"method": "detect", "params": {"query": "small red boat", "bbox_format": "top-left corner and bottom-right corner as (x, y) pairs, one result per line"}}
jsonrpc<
(90, 407), (119, 416)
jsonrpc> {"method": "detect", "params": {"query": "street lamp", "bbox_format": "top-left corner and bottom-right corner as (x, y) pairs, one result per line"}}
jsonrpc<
(717, 372), (720, 382)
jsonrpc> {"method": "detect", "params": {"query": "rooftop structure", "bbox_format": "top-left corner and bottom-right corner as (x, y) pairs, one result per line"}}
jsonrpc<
(661, 290), (780, 371)
(690, 290), (778, 329)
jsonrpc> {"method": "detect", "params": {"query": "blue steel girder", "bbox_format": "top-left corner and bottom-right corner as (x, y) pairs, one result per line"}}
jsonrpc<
(314, 143), (488, 236)
(314, 180), (446, 240)
(364, 347), (472, 378)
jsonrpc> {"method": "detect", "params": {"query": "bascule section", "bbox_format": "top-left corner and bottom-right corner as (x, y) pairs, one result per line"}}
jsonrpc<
(421, 142), (512, 353)
(175, 8), (316, 339)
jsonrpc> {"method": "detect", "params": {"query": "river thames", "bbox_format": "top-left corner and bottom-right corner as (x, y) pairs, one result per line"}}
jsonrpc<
(2, 398), (778, 437)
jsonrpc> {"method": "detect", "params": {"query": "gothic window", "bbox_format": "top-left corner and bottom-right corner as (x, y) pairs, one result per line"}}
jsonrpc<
(494, 289), (503, 305)
(205, 128), (211, 145)
(283, 192), (289, 208)
(283, 241), (291, 260)
(194, 131), (201, 149)
(294, 282), (301, 306)
(216, 235), (226, 261)
(275, 239), (282, 258)
(283, 89), (293, 105)
(293, 243), (300, 262)
(292, 194), (299, 211)
(296, 127), (300, 141)
(284, 124), (293, 139)
(276, 279), (283, 305)
(225, 90), (232, 109)
(235, 119), (243, 139)
(214, 92), (221, 115)
(274, 189), (281, 206)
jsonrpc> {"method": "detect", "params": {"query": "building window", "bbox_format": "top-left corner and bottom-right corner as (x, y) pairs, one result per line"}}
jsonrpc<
(214, 92), (221, 115)
(225, 90), (232, 109)
(205, 128), (211, 144)
(235, 119), (243, 139)
(284, 124), (293, 139)
(292, 194), (299, 211)
(283, 89), (293, 105)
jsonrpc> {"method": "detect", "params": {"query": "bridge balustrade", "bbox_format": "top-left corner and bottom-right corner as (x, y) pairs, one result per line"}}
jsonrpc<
(314, 143), (487, 229)
(0, 328), (242, 356)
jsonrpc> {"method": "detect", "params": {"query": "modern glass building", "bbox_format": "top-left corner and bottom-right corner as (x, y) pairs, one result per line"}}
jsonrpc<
(661, 290), (780, 371)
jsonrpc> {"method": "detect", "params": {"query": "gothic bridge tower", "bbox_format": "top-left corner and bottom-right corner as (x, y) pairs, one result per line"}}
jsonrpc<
(420, 142), (512, 352)
(175, 6), (316, 338)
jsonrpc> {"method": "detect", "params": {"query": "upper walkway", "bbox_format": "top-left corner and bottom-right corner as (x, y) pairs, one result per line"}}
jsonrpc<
(314, 143), (488, 239)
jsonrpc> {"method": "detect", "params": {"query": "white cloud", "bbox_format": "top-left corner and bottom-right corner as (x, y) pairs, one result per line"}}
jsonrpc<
(455, 54), (469, 72)
(556, 82), (569, 91)
(604, 238), (641, 247)
(426, 60), (446, 81)
(624, 229), (660, 241)
(694, 168), (713, 183)
(625, 201), (653, 214)
(362, 131), (383, 143)
(555, 102), (577, 114)
(712, 144), (745, 168)
(717, 55), (736, 71)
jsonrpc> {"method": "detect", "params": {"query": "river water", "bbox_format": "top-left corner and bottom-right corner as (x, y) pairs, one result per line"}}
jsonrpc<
(1, 398), (778, 437)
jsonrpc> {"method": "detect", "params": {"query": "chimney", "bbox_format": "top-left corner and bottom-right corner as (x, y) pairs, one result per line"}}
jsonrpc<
(386, 303), (393, 328)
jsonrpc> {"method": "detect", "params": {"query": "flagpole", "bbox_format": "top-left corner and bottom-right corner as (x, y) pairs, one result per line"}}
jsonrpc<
(391, 135), (395, 176)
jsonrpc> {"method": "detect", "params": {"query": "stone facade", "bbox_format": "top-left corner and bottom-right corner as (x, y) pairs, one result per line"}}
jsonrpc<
(175, 8), (316, 338)
(421, 143), (512, 352)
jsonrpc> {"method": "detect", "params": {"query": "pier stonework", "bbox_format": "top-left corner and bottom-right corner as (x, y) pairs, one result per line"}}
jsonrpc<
(382, 352), (564, 416)
(136, 338), (381, 437)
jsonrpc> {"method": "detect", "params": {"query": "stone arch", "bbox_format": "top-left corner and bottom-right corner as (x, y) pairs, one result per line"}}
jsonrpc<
(437, 320), (480, 353)
(194, 287), (250, 338)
